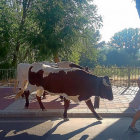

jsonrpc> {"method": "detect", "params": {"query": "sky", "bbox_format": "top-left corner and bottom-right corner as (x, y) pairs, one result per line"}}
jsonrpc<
(93, 0), (140, 42)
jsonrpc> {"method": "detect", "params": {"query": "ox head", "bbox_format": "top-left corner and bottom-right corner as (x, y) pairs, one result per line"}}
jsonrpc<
(99, 76), (113, 101)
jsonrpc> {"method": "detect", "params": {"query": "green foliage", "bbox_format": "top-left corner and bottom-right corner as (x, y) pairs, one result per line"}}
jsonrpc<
(0, 0), (37, 68)
(0, 0), (102, 68)
(97, 28), (140, 67)
(110, 28), (140, 55)
(30, 0), (102, 62)
(97, 47), (140, 67)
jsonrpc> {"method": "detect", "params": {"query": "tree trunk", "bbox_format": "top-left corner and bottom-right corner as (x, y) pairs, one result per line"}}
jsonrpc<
(12, 0), (31, 68)
(54, 51), (60, 63)
(12, 41), (20, 67)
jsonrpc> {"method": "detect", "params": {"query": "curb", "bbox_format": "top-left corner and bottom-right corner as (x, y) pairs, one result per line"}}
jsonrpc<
(0, 109), (136, 118)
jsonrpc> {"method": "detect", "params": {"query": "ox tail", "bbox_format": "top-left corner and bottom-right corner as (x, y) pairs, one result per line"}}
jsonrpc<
(15, 80), (28, 100)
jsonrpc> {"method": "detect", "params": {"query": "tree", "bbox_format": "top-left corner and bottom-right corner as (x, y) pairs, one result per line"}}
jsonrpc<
(109, 28), (140, 57)
(30, 0), (102, 63)
(0, 0), (102, 68)
(0, 0), (37, 68)
(97, 30), (140, 67)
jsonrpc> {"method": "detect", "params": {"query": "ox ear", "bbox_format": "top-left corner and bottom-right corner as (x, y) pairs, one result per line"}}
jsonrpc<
(104, 76), (109, 81)
(102, 76), (111, 87)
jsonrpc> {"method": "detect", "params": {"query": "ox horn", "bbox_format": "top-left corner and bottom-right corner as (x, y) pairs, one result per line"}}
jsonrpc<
(102, 78), (111, 87)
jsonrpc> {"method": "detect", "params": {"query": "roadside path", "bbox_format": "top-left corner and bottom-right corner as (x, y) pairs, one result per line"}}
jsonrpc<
(0, 87), (139, 118)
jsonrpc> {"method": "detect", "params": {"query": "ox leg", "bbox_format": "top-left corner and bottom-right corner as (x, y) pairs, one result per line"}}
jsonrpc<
(42, 92), (46, 99)
(24, 91), (30, 109)
(63, 98), (70, 121)
(36, 95), (46, 111)
(85, 99), (103, 120)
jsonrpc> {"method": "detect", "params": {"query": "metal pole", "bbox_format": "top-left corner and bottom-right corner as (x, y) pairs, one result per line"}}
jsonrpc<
(128, 67), (130, 87)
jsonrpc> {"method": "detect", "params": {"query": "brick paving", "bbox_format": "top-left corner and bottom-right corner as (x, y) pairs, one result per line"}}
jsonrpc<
(0, 88), (15, 110)
(0, 87), (140, 117)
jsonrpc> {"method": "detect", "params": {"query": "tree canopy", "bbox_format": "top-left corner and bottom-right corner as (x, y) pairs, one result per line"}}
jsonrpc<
(110, 28), (140, 55)
(0, 0), (102, 68)
(135, 0), (140, 18)
(97, 28), (140, 67)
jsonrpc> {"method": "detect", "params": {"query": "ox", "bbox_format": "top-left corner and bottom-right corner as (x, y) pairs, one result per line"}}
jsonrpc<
(15, 63), (113, 120)
(14, 61), (89, 100)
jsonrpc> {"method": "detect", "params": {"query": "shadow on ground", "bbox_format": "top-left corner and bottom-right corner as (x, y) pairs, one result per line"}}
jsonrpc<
(92, 87), (140, 140)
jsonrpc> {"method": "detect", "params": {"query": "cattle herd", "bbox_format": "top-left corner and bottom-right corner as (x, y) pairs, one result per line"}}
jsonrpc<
(14, 61), (113, 121)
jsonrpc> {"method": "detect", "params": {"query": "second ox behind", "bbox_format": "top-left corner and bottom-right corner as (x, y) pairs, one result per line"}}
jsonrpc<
(15, 63), (113, 120)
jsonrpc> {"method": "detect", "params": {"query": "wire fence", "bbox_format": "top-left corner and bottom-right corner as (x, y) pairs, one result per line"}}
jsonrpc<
(0, 67), (140, 87)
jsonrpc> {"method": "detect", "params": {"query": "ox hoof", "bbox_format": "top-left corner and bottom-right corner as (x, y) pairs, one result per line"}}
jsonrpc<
(64, 118), (69, 121)
(24, 106), (28, 109)
(42, 109), (47, 111)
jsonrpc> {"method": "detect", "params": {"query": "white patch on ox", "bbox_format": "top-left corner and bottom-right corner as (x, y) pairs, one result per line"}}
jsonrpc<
(46, 91), (80, 104)
(31, 63), (77, 77)
(31, 63), (51, 73)
(36, 89), (44, 97)
(39, 61), (57, 67)
(17, 63), (32, 89)
(62, 94), (80, 104)
(57, 61), (71, 68)
(43, 67), (78, 77)
(25, 84), (44, 96)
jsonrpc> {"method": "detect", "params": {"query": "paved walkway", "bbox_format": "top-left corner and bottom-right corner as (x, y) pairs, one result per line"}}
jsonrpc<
(0, 87), (140, 118)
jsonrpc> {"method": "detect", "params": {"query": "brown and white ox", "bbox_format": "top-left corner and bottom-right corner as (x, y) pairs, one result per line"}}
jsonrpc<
(14, 61), (89, 99)
(15, 63), (113, 120)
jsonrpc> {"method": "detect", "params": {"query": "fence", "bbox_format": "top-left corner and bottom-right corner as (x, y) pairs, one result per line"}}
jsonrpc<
(0, 69), (16, 87)
(0, 67), (140, 87)
(91, 67), (140, 87)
